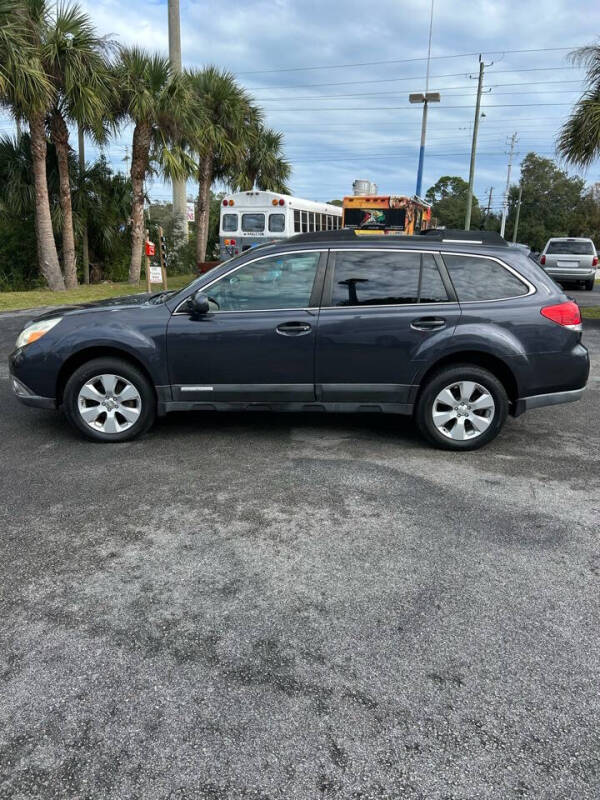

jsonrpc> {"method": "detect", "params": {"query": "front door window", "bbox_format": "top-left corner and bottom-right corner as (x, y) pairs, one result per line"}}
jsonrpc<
(205, 252), (321, 312)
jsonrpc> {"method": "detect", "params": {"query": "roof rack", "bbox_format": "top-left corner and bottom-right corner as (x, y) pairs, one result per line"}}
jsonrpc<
(286, 229), (509, 246)
(420, 228), (508, 246)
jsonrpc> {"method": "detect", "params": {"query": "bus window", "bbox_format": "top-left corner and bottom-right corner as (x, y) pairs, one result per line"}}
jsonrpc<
(309, 212), (315, 232)
(315, 214), (321, 232)
(294, 209), (301, 232)
(222, 214), (237, 232)
(269, 214), (285, 233)
(301, 211), (308, 232)
(242, 213), (265, 232)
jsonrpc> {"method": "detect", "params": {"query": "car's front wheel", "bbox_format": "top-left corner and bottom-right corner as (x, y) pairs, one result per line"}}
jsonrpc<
(63, 357), (156, 442)
(416, 365), (508, 451)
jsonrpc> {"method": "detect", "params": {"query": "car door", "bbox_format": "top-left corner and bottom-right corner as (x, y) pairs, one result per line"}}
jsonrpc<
(315, 248), (461, 405)
(167, 249), (326, 403)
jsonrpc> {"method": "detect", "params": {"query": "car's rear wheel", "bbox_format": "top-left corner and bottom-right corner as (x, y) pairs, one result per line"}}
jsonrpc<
(585, 278), (595, 291)
(63, 357), (156, 442)
(416, 365), (508, 451)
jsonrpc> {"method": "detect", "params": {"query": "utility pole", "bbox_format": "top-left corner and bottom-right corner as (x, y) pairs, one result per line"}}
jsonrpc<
(485, 187), (493, 216)
(78, 125), (90, 284)
(464, 56), (486, 230)
(500, 132), (518, 238)
(168, 0), (188, 245)
(512, 184), (523, 243)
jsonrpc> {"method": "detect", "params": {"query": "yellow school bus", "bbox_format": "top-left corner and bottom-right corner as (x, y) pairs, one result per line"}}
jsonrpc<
(342, 195), (432, 235)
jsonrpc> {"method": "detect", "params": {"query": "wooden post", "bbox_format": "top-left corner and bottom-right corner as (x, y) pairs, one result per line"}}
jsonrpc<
(158, 226), (168, 289)
(145, 228), (151, 293)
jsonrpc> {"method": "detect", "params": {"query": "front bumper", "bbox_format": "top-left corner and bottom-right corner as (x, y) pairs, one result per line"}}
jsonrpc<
(513, 386), (586, 417)
(10, 374), (55, 409)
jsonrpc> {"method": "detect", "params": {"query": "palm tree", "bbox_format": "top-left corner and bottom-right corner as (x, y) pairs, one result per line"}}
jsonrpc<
(187, 67), (253, 263)
(558, 45), (600, 166)
(113, 47), (194, 283)
(233, 123), (291, 194)
(42, 1), (114, 288)
(0, 0), (65, 290)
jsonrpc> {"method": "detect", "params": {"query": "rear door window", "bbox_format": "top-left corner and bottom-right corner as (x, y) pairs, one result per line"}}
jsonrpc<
(442, 254), (529, 301)
(330, 250), (449, 306)
(269, 214), (285, 232)
(242, 213), (265, 233)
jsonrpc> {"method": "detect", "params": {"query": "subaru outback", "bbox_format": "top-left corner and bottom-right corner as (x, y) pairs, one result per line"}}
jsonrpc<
(9, 229), (589, 451)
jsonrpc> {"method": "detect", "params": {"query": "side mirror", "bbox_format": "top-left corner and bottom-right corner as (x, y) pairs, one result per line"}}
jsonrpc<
(188, 290), (210, 316)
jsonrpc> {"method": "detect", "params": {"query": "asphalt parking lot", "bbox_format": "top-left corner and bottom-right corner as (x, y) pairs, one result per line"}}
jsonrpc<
(1, 309), (599, 800)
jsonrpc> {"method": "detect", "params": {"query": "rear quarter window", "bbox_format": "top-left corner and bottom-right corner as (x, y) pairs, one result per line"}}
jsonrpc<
(443, 254), (530, 301)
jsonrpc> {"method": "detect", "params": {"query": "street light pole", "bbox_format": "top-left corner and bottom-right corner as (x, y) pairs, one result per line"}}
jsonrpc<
(414, 0), (435, 198)
(464, 57), (485, 230)
(168, 0), (188, 245)
(500, 132), (518, 238)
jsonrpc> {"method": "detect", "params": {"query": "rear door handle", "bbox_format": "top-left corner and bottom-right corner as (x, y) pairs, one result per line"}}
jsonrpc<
(410, 317), (447, 331)
(276, 321), (312, 336)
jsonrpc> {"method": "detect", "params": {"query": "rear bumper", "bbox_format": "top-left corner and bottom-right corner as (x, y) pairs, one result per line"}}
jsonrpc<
(513, 386), (586, 417)
(9, 374), (55, 409)
(543, 268), (596, 280)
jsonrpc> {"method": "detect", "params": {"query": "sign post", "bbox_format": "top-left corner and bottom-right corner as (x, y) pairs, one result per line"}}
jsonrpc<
(158, 226), (168, 289)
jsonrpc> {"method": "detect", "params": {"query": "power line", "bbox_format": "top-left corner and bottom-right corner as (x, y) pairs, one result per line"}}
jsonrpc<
(261, 102), (575, 112)
(246, 65), (582, 92)
(237, 46), (582, 75)
(257, 88), (582, 103)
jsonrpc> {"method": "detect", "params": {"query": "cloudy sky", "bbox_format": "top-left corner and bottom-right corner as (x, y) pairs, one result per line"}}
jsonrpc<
(4, 0), (599, 211)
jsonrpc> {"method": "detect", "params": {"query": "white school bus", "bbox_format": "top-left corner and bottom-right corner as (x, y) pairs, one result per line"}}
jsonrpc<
(219, 190), (342, 259)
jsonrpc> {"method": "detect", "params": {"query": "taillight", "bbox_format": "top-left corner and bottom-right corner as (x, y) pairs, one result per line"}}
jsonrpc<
(593, 256), (598, 267)
(541, 301), (582, 330)
(278, 198), (285, 206)
(222, 199), (228, 207)
(540, 254), (546, 265)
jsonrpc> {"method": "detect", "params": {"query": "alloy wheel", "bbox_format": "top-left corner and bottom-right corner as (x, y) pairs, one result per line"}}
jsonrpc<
(77, 373), (142, 434)
(432, 380), (495, 441)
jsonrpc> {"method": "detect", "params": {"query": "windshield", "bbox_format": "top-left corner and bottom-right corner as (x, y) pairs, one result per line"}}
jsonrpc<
(546, 240), (595, 255)
(344, 207), (407, 230)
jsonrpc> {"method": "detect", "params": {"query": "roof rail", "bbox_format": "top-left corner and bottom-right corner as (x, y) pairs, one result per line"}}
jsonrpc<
(420, 228), (508, 246)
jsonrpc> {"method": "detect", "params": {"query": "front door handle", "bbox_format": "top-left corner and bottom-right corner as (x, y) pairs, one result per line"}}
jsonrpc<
(410, 317), (446, 332)
(276, 321), (312, 336)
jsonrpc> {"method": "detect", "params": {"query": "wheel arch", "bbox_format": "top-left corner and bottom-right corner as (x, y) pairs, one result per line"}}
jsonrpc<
(415, 350), (519, 407)
(56, 346), (157, 406)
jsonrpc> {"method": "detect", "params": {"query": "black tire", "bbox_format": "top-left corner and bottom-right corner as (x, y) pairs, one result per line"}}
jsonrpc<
(585, 279), (595, 291)
(63, 357), (156, 443)
(415, 364), (509, 451)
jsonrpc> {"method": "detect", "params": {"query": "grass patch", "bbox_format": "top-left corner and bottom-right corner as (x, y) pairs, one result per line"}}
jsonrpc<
(582, 306), (600, 319)
(0, 274), (196, 313)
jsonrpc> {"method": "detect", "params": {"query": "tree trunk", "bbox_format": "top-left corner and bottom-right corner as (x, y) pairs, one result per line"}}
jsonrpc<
(129, 122), (151, 284)
(50, 111), (77, 288)
(196, 152), (212, 264)
(29, 111), (65, 291)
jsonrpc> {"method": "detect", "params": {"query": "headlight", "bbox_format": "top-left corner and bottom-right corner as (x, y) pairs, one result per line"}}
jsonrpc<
(16, 317), (62, 349)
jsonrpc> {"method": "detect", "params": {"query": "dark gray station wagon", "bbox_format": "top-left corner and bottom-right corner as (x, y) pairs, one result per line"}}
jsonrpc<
(10, 229), (589, 450)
